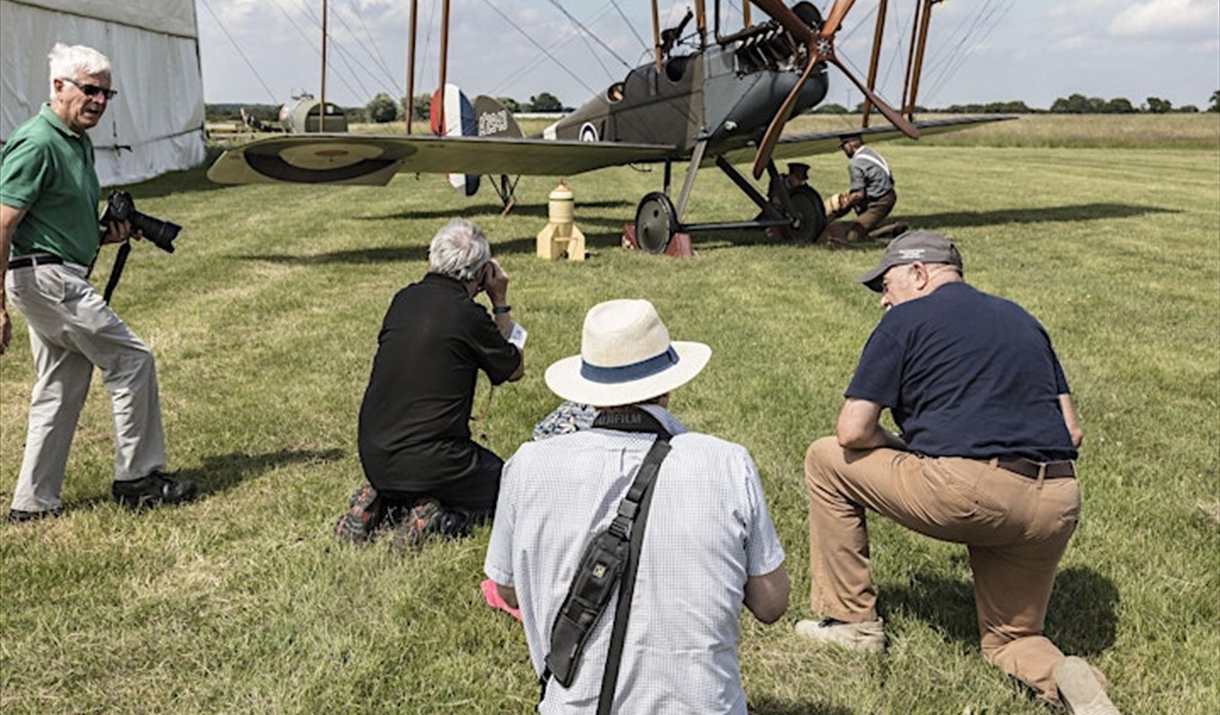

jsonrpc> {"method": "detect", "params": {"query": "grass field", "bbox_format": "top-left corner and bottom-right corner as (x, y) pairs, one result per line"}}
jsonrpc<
(2, 116), (1218, 714)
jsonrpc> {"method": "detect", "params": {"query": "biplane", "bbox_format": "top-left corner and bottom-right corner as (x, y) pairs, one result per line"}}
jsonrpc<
(207, 0), (1010, 253)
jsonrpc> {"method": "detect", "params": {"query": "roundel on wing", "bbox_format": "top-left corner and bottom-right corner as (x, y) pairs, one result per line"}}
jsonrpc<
(240, 137), (413, 184)
(278, 142), (386, 170)
(579, 123), (599, 142)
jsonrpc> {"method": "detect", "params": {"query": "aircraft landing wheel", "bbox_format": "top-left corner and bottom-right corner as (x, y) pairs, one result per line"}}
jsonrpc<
(786, 185), (828, 244)
(634, 192), (678, 254)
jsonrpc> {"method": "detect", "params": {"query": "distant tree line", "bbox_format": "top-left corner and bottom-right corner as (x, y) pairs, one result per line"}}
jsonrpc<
(810, 92), (1219, 115)
(206, 89), (1220, 124)
(363, 91), (567, 124)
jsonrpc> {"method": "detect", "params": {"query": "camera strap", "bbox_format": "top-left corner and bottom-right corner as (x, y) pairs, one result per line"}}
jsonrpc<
(540, 407), (672, 713)
(102, 240), (131, 304)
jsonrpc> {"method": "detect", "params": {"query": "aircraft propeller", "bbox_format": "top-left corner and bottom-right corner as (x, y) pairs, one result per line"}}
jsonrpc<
(749, 0), (920, 179)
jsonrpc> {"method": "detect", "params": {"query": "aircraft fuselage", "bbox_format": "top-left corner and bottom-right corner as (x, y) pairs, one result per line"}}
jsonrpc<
(545, 39), (827, 161)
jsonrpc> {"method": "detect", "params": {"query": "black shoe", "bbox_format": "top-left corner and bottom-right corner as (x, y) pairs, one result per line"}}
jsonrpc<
(7, 507), (64, 523)
(112, 471), (197, 509)
(334, 484), (385, 544)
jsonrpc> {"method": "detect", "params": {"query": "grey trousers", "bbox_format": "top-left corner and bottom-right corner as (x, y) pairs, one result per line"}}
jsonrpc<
(6, 262), (166, 511)
(804, 436), (1080, 703)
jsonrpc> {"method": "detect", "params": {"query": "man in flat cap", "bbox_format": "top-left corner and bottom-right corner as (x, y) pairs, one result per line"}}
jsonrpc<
(797, 232), (1122, 714)
(826, 134), (906, 243)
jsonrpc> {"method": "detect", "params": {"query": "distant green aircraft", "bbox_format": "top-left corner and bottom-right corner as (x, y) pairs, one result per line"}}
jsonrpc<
(240, 94), (347, 134)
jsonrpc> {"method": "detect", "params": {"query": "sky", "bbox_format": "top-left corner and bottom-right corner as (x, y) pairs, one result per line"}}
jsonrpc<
(195, 0), (1220, 111)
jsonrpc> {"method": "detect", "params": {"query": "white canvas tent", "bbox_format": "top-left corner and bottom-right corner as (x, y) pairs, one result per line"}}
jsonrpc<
(0, 0), (205, 186)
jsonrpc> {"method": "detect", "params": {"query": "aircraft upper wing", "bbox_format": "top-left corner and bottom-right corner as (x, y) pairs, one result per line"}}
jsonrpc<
(715, 115), (1016, 166)
(206, 134), (676, 186)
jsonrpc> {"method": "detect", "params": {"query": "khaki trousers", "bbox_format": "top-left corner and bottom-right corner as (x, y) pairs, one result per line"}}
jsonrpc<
(804, 436), (1080, 702)
(6, 262), (166, 512)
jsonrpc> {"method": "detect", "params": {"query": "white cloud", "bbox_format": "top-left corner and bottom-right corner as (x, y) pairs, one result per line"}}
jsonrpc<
(1110, 0), (1220, 37)
(1049, 0), (1117, 21)
(1053, 35), (1096, 52)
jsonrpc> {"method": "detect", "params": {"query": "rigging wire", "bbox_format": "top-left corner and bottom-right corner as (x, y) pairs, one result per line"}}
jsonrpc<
(880, 1), (915, 105)
(922, 0), (1018, 104)
(415, 0), (438, 101)
(608, 0), (649, 55)
(820, 0), (1011, 111)
(286, 0), (372, 101)
(198, 0), (281, 104)
(330, 1), (405, 96)
(544, 0), (633, 71)
(829, 5), (906, 112)
(487, 4), (619, 100)
(477, 0), (601, 100)
(317, 1), (402, 95)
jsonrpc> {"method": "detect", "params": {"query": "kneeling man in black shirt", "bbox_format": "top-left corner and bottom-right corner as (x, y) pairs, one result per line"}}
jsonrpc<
(336, 218), (524, 550)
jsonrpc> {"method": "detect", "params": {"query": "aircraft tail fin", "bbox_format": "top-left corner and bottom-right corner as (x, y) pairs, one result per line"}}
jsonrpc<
(431, 83), (481, 196)
(473, 95), (524, 139)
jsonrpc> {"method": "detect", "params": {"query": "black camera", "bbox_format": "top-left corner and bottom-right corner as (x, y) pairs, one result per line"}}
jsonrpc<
(100, 190), (181, 253)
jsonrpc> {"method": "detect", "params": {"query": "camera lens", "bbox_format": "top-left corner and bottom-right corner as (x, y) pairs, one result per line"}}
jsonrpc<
(133, 213), (181, 253)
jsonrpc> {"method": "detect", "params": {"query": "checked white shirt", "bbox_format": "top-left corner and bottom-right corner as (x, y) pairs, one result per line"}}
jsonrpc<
(485, 406), (786, 714)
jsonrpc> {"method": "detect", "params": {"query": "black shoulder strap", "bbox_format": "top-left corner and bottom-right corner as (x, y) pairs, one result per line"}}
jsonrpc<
(102, 240), (131, 304)
(595, 423), (670, 715)
(541, 407), (678, 707)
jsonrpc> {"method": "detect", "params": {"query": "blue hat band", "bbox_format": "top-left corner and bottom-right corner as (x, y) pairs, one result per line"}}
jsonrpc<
(580, 346), (679, 384)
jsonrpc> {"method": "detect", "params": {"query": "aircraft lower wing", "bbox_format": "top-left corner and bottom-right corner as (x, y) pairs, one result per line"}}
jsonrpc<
(715, 115), (1016, 166)
(206, 134), (676, 186)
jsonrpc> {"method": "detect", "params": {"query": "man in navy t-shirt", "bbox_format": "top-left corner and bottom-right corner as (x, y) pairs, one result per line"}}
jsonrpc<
(796, 232), (1121, 714)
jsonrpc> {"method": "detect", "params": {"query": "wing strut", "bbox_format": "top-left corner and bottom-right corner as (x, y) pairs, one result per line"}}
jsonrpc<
(406, 0), (419, 133)
(861, 0), (889, 128)
(675, 139), (709, 220)
(902, 0), (938, 117)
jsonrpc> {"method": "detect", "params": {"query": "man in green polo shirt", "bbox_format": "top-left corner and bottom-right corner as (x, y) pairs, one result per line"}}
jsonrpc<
(1, 43), (195, 522)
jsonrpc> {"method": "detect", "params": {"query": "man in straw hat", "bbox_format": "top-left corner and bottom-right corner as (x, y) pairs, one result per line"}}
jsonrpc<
(797, 231), (1121, 714)
(485, 299), (789, 714)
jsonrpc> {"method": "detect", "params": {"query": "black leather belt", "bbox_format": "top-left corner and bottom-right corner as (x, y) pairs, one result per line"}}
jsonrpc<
(8, 254), (64, 270)
(996, 457), (1075, 480)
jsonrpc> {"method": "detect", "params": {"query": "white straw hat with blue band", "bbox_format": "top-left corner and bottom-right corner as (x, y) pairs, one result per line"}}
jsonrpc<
(544, 299), (711, 407)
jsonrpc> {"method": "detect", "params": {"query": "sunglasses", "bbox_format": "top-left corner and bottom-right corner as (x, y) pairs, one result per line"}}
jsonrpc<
(61, 77), (118, 100)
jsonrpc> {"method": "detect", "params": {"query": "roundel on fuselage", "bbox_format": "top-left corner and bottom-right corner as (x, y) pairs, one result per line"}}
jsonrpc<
(579, 122), (599, 142)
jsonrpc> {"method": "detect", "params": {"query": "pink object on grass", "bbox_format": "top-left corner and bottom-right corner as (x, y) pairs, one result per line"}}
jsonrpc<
(481, 577), (522, 621)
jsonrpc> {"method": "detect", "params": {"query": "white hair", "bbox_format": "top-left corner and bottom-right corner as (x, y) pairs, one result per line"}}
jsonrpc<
(428, 218), (491, 281)
(48, 43), (111, 100)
